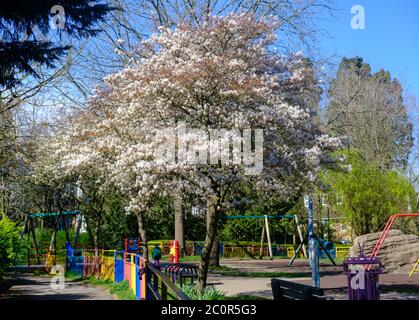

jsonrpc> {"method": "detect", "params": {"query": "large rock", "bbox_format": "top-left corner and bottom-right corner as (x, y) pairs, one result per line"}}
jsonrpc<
(349, 230), (419, 274)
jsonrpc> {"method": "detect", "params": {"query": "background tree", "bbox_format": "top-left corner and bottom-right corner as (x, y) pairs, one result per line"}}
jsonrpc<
(321, 150), (416, 237)
(326, 57), (413, 169)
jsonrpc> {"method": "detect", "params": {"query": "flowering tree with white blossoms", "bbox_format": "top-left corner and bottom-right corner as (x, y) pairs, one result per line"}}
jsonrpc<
(55, 14), (342, 292)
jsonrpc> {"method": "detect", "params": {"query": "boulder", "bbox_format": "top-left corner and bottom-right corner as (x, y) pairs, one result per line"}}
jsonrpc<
(349, 229), (419, 274)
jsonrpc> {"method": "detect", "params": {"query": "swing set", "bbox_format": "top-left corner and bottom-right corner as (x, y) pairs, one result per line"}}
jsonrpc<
(16, 210), (81, 270)
(366, 213), (419, 273)
(223, 214), (308, 260)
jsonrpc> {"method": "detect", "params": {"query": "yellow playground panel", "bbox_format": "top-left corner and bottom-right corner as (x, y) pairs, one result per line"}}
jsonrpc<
(335, 246), (350, 260)
(408, 259), (419, 278)
(101, 250), (116, 281)
(46, 251), (66, 274)
(286, 245), (299, 258)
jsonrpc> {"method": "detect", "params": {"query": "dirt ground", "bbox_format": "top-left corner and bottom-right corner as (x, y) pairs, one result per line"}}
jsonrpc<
(207, 258), (419, 300)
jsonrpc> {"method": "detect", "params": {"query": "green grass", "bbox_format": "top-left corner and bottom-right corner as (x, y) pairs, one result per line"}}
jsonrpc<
(181, 284), (226, 300)
(64, 271), (84, 282)
(87, 277), (137, 300)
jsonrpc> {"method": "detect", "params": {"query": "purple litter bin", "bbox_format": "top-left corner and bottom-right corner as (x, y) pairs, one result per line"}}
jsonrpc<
(343, 245), (384, 300)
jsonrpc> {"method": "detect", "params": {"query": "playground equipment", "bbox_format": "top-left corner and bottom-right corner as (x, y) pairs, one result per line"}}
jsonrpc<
(15, 211), (81, 271)
(367, 213), (419, 270)
(288, 197), (336, 287)
(343, 245), (384, 300)
(125, 238), (142, 254)
(169, 240), (180, 264)
(224, 214), (307, 260)
(408, 259), (419, 278)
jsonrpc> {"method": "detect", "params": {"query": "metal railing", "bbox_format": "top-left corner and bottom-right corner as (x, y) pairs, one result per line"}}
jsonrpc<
(146, 264), (191, 300)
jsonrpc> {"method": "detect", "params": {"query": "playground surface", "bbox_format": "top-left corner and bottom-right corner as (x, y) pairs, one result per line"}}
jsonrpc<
(207, 258), (419, 300)
(0, 273), (114, 300)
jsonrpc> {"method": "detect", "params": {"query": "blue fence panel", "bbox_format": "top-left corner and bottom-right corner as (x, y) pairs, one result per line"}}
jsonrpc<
(66, 249), (84, 276)
(219, 244), (224, 257)
(114, 251), (124, 282)
(194, 243), (203, 256)
(135, 255), (141, 300)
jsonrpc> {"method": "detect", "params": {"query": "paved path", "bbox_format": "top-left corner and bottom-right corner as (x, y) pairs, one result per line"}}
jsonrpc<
(0, 273), (114, 300)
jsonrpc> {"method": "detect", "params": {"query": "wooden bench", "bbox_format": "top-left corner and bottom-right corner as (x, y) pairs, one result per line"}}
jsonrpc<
(271, 279), (330, 300)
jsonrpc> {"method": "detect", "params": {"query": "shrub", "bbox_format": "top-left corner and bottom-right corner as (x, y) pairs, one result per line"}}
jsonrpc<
(181, 284), (225, 300)
(0, 215), (21, 279)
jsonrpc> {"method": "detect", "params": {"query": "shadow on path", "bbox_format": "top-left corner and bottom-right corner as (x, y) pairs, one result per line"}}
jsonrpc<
(0, 273), (114, 300)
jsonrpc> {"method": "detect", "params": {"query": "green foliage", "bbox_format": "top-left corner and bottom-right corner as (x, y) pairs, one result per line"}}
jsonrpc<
(143, 195), (207, 241)
(181, 284), (225, 300)
(64, 271), (84, 281)
(0, 215), (21, 279)
(321, 150), (416, 236)
(20, 229), (91, 250)
(90, 278), (136, 300)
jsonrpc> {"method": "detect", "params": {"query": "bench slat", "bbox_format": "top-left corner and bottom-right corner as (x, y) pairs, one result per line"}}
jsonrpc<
(271, 279), (325, 300)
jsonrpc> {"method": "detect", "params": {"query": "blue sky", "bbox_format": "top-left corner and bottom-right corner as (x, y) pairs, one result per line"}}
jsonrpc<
(317, 0), (419, 100)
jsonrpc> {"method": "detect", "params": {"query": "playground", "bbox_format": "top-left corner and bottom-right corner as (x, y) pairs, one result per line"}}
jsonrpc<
(1, 211), (418, 300)
(1, 2), (419, 304)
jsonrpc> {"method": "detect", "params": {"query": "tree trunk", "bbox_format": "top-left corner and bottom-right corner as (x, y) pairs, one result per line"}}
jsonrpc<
(85, 217), (95, 248)
(173, 191), (185, 257)
(209, 235), (220, 267)
(136, 212), (148, 260)
(196, 197), (219, 294)
(30, 218), (41, 264)
(74, 215), (82, 246)
(19, 215), (29, 240)
(64, 216), (71, 244)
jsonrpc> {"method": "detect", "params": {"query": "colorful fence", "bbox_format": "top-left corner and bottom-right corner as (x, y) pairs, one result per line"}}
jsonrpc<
(66, 249), (147, 300)
(101, 250), (115, 281)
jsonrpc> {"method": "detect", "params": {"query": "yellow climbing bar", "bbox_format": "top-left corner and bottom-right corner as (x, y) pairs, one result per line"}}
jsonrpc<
(408, 259), (419, 278)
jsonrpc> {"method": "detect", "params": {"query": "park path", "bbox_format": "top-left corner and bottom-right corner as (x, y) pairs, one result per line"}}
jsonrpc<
(207, 274), (419, 300)
(0, 273), (114, 300)
(206, 259), (419, 300)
